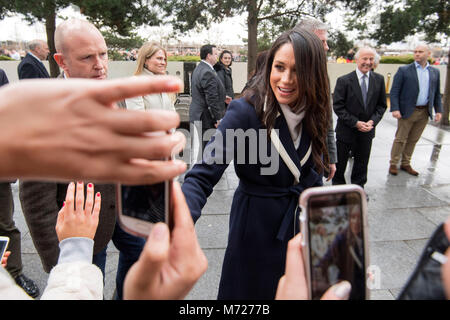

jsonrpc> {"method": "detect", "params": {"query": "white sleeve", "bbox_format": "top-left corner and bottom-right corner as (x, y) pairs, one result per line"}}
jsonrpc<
(40, 237), (103, 300)
(0, 267), (34, 300)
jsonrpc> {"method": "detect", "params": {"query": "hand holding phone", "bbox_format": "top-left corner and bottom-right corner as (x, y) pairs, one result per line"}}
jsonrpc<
(0, 236), (10, 267)
(299, 184), (370, 300)
(123, 182), (207, 300)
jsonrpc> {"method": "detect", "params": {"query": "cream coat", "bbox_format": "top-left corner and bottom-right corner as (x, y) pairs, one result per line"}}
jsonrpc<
(125, 69), (175, 111)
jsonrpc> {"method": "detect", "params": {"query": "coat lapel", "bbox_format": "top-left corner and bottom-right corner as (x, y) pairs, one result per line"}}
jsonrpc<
(274, 115), (302, 173)
(366, 72), (376, 108)
(408, 63), (420, 92)
(427, 67), (435, 103)
(275, 113), (313, 171)
(350, 71), (364, 108)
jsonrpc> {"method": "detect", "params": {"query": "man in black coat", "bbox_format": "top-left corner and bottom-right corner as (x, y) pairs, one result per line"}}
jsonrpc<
(18, 40), (50, 79)
(332, 47), (387, 194)
(189, 44), (226, 158)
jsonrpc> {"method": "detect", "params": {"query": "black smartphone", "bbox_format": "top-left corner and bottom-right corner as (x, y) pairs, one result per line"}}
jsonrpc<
(117, 180), (171, 238)
(299, 184), (370, 300)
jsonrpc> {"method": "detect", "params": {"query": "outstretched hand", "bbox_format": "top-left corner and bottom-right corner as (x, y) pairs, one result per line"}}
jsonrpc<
(55, 181), (101, 241)
(0, 76), (186, 184)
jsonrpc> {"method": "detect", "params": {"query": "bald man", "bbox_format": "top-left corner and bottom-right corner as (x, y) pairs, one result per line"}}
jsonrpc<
(388, 44), (443, 176)
(19, 19), (145, 300)
(18, 39), (50, 79)
(53, 20), (107, 80)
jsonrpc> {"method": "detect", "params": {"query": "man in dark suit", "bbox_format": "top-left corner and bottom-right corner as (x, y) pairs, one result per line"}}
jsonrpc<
(0, 69), (40, 297)
(17, 40), (50, 79)
(332, 47), (387, 193)
(189, 44), (226, 160)
(19, 19), (144, 300)
(388, 44), (442, 176)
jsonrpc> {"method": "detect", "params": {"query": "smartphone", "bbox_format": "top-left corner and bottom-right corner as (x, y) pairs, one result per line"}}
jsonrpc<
(299, 184), (370, 300)
(0, 236), (9, 262)
(117, 179), (172, 238)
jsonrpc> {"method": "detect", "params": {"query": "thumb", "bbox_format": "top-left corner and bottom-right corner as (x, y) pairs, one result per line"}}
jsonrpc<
(321, 281), (352, 300)
(137, 223), (170, 284)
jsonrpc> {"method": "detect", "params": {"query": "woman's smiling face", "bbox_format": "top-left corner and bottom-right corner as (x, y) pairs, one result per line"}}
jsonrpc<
(270, 43), (299, 108)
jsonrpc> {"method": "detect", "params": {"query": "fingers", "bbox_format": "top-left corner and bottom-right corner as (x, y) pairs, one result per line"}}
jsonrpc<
(75, 181), (84, 213)
(284, 233), (306, 284)
(64, 182), (75, 211)
(136, 223), (171, 291)
(102, 108), (181, 136)
(89, 76), (183, 105)
(115, 131), (186, 160)
(85, 183), (94, 215)
(320, 281), (352, 300)
(116, 159), (186, 185)
(92, 192), (101, 223)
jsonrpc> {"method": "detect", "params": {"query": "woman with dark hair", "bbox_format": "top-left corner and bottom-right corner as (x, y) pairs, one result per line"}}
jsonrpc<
(182, 29), (331, 299)
(214, 49), (234, 106)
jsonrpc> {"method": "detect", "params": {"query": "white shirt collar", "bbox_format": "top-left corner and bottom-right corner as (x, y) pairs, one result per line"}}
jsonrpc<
(28, 51), (42, 62)
(201, 60), (215, 70)
(356, 68), (370, 80)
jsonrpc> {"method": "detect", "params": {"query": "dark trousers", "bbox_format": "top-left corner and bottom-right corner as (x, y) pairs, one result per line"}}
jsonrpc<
(0, 182), (22, 278)
(92, 222), (145, 300)
(332, 136), (373, 188)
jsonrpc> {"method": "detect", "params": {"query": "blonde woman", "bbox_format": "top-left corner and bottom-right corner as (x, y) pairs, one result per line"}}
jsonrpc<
(126, 42), (175, 111)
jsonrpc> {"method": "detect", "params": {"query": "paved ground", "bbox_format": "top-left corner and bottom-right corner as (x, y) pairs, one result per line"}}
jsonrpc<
(8, 112), (450, 300)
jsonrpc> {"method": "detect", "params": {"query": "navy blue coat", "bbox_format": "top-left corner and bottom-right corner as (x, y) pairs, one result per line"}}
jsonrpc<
(18, 53), (50, 79)
(390, 63), (442, 119)
(182, 98), (323, 299)
(0, 69), (9, 87)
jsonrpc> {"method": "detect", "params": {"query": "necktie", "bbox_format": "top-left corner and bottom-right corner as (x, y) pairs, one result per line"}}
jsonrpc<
(361, 74), (368, 108)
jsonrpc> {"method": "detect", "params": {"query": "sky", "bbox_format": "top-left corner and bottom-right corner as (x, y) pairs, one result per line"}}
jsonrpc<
(0, 5), (436, 51)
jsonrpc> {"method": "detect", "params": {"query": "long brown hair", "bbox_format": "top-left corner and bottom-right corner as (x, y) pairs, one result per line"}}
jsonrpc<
(245, 29), (330, 174)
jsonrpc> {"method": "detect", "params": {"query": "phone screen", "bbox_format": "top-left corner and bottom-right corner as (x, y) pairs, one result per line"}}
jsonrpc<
(0, 239), (8, 259)
(121, 183), (166, 223)
(307, 191), (366, 300)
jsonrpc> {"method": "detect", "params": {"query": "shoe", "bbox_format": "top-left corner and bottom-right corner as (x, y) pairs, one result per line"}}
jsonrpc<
(400, 165), (419, 176)
(389, 165), (398, 175)
(14, 274), (40, 298)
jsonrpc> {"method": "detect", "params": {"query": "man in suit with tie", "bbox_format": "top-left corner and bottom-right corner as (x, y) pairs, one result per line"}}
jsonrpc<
(332, 47), (387, 195)
(189, 44), (226, 161)
(17, 40), (50, 79)
(388, 44), (442, 176)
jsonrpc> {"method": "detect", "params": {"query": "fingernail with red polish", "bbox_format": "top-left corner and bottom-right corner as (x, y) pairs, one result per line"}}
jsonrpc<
(88, 183), (93, 188)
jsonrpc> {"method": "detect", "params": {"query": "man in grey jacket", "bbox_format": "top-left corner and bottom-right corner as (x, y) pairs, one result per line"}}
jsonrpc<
(189, 44), (226, 158)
